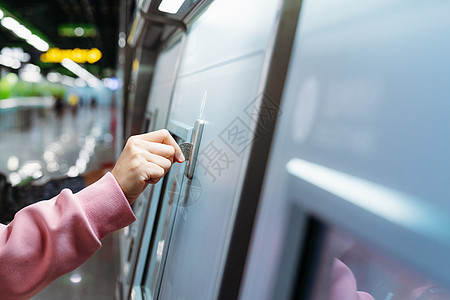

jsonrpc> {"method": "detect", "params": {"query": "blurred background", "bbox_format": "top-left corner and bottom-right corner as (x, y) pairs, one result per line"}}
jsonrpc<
(0, 1), (124, 298)
(0, 0), (123, 182)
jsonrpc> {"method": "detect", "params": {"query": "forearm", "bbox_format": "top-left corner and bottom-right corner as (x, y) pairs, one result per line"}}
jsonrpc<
(0, 173), (135, 299)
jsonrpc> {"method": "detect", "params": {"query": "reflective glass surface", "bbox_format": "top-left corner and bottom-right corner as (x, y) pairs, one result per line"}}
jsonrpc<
(311, 227), (450, 300)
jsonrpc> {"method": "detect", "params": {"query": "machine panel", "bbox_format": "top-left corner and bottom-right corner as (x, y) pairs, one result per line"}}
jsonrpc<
(134, 0), (290, 298)
(119, 36), (186, 300)
(240, 0), (450, 299)
(158, 55), (263, 300)
(145, 36), (186, 131)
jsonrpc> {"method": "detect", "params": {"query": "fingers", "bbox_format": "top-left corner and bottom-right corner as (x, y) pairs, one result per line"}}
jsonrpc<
(139, 153), (175, 185)
(144, 141), (176, 162)
(112, 129), (185, 205)
(136, 129), (185, 163)
(144, 162), (166, 184)
(123, 138), (173, 176)
(145, 152), (172, 174)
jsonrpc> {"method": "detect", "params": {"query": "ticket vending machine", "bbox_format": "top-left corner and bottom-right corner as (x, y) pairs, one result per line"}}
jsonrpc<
(118, 0), (302, 299)
(240, 1), (450, 299)
(118, 35), (186, 300)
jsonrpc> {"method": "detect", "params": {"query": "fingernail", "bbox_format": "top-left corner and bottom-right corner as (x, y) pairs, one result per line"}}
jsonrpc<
(176, 151), (185, 162)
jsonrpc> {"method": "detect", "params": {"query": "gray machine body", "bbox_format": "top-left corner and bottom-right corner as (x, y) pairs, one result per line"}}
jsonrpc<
(240, 0), (450, 299)
(119, 0), (450, 299)
(118, 0), (297, 299)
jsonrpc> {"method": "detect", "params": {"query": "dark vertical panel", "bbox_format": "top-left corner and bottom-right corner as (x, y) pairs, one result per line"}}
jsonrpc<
(218, 0), (303, 299)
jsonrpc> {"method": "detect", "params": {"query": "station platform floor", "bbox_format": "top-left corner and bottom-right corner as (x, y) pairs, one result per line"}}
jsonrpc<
(0, 105), (121, 299)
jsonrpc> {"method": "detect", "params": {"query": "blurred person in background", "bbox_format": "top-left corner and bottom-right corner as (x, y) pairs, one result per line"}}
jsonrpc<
(53, 94), (65, 118)
(68, 93), (79, 116)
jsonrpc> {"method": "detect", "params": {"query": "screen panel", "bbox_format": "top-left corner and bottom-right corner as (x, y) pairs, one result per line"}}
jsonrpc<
(308, 225), (450, 300)
(158, 54), (264, 300)
(145, 157), (185, 298)
(135, 0), (299, 297)
(151, 0), (287, 297)
(119, 173), (154, 300)
(176, 0), (279, 78)
(122, 35), (187, 300)
(240, 1), (450, 299)
(141, 121), (193, 299)
(145, 35), (185, 131)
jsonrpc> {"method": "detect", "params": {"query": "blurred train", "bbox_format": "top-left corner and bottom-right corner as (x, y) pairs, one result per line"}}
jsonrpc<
(114, 0), (450, 299)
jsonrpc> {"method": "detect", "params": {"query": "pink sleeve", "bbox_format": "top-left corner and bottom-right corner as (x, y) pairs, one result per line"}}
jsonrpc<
(0, 172), (136, 299)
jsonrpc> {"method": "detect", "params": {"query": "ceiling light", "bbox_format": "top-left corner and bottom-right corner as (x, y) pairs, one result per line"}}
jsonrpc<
(10, 60), (20, 69)
(1, 17), (19, 31)
(0, 12), (49, 52)
(61, 58), (99, 87)
(1, 47), (31, 62)
(47, 72), (61, 83)
(158, 0), (186, 14)
(0, 9), (4, 19)
(0, 54), (21, 69)
(61, 75), (75, 87)
(19, 63), (42, 82)
(15, 25), (32, 40)
(102, 77), (120, 90)
(26, 35), (49, 52)
(74, 27), (84, 37)
(41, 48), (102, 64)
(75, 78), (87, 87)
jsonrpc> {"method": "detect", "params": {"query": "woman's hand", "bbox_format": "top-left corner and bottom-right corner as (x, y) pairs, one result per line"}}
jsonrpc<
(111, 129), (185, 205)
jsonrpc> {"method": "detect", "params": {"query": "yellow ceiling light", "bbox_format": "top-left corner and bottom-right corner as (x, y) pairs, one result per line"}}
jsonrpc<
(86, 48), (102, 64)
(40, 47), (102, 64)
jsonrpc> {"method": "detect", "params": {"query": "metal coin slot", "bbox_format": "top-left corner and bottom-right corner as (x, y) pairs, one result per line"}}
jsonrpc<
(182, 119), (204, 179)
(180, 142), (193, 161)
